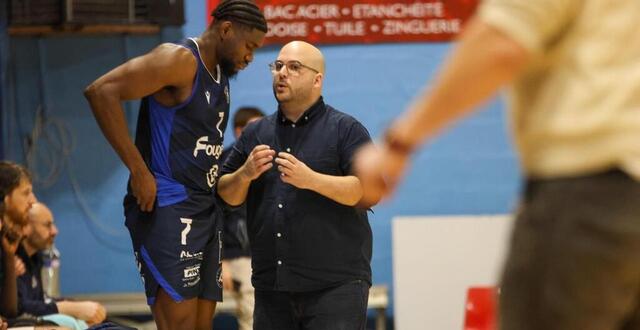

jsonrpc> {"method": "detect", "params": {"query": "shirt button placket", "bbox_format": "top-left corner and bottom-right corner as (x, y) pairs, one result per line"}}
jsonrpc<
(275, 203), (285, 282)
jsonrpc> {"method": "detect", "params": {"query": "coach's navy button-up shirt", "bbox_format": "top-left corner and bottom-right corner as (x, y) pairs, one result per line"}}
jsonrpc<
(221, 97), (372, 292)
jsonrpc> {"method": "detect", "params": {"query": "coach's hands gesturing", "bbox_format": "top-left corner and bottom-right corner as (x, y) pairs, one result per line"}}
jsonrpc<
(217, 145), (275, 206)
(275, 152), (315, 189)
(241, 145), (275, 181)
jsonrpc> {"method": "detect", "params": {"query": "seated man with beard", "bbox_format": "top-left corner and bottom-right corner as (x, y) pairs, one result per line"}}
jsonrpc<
(16, 202), (106, 329)
(0, 161), (36, 327)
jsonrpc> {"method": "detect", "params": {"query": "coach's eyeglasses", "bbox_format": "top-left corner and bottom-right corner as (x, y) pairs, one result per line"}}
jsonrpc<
(268, 60), (319, 76)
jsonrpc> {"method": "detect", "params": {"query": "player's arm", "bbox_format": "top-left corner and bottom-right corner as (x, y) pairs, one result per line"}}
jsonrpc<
(83, 44), (197, 211)
(218, 145), (275, 206)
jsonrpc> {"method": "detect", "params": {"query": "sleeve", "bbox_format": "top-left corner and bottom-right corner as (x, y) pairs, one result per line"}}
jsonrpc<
(338, 119), (372, 175)
(17, 276), (58, 316)
(478, 0), (581, 52)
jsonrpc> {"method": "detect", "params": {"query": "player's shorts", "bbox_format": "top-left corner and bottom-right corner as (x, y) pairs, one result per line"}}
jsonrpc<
(124, 191), (223, 305)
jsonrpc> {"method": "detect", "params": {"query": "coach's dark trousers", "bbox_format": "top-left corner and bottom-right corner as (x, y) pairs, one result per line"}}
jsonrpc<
(253, 279), (369, 330)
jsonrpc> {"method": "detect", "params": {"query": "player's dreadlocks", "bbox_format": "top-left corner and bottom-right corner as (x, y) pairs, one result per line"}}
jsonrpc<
(211, 0), (268, 33)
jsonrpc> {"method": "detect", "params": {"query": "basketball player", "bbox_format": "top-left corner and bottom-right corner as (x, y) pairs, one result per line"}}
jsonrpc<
(83, 1), (267, 329)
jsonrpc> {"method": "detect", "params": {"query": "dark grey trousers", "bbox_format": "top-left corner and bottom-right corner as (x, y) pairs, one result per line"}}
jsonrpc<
(500, 169), (640, 330)
(253, 280), (369, 330)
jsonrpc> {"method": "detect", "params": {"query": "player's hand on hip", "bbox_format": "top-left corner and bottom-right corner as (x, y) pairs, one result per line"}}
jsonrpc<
(275, 152), (315, 189)
(130, 167), (156, 212)
(241, 145), (275, 181)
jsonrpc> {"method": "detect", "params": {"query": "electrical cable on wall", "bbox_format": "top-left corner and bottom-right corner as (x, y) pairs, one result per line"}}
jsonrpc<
(20, 37), (130, 253)
(25, 108), (130, 253)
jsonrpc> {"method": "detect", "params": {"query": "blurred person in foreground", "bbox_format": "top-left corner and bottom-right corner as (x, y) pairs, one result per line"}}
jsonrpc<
(354, 1), (640, 329)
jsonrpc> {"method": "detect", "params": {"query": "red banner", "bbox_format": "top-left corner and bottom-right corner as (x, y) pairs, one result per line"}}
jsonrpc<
(207, 0), (479, 45)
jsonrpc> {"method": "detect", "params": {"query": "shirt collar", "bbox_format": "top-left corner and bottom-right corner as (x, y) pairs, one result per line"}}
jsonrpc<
(277, 96), (325, 127)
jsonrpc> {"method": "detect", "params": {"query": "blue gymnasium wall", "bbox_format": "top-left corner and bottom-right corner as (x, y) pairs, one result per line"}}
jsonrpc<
(2, 0), (521, 317)
(4, 28), (183, 293)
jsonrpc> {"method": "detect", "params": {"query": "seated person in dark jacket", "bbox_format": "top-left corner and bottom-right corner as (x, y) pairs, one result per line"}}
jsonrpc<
(17, 202), (106, 327)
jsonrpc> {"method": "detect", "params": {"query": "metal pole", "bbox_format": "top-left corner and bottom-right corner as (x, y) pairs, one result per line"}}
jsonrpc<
(0, 1), (7, 158)
(128, 0), (135, 23)
(65, 0), (73, 23)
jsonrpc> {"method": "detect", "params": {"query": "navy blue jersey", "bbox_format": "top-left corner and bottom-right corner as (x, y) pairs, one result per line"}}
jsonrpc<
(133, 38), (230, 207)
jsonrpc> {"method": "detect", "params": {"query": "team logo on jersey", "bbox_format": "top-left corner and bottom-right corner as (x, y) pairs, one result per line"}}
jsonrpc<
(183, 278), (200, 288)
(216, 267), (223, 288)
(134, 252), (145, 285)
(224, 86), (230, 104)
(193, 136), (223, 158)
(183, 265), (200, 279)
(206, 164), (219, 188)
(180, 250), (204, 261)
(205, 90), (211, 104)
(216, 112), (225, 138)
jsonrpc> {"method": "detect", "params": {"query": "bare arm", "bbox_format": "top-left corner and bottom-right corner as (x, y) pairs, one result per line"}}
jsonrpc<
(217, 168), (253, 207)
(355, 18), (531, 204)
(390, 18), (530, 148)
(217, 145), (275, 206)
(308, 173), (362, 206)
(275, 152), (363, 206)
(83, 44), (197, 211)
(56, 301), (106, 325)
